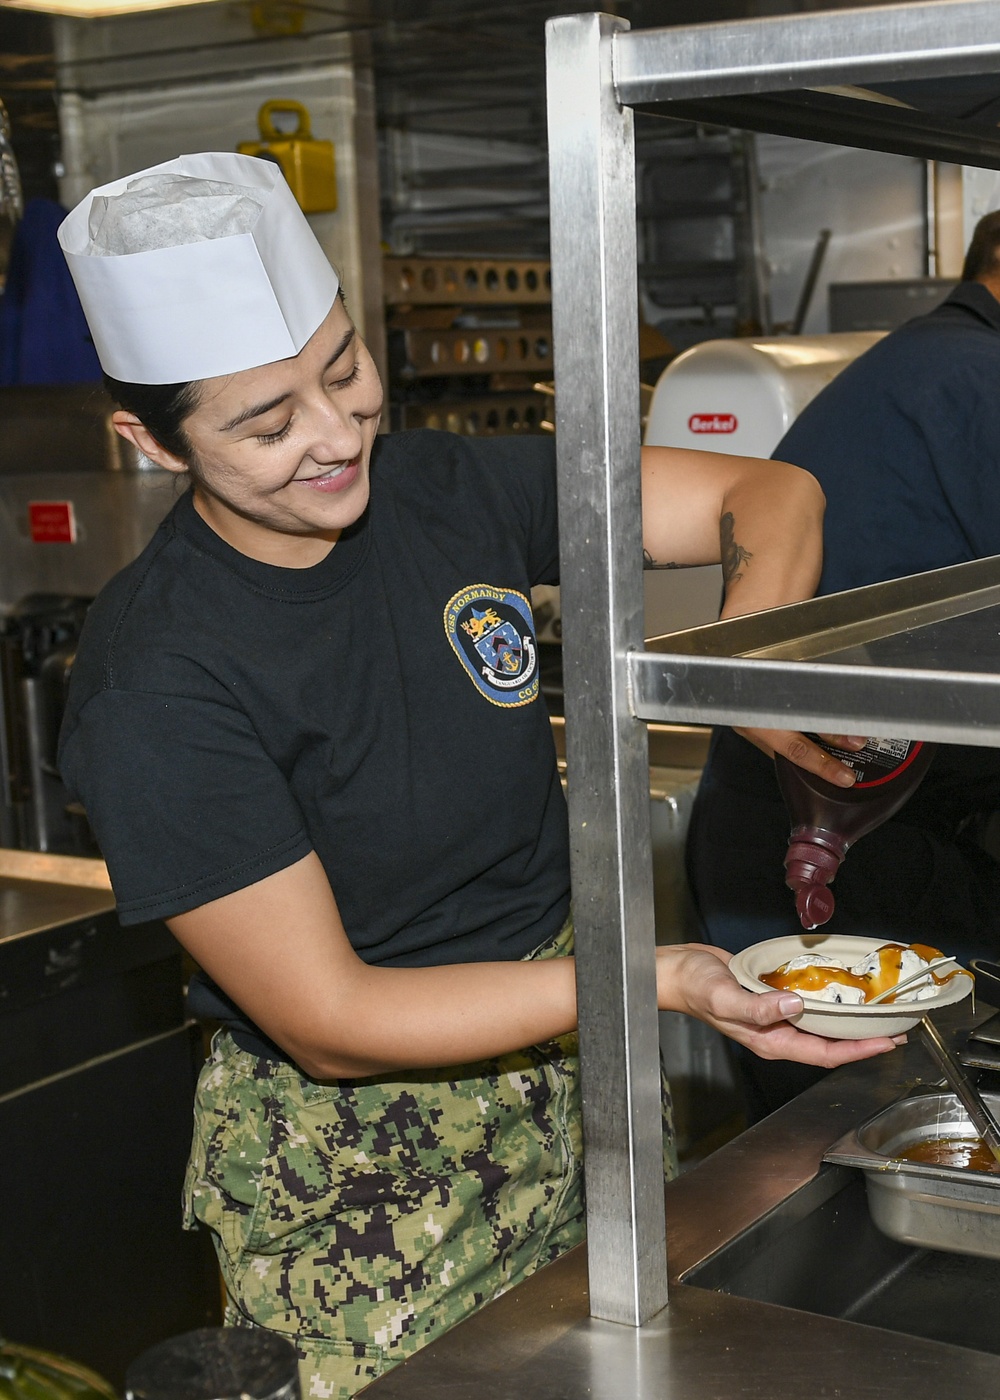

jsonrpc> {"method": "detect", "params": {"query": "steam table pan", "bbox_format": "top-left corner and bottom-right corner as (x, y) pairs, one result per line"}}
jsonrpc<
(825, 1090), (1000, 1260)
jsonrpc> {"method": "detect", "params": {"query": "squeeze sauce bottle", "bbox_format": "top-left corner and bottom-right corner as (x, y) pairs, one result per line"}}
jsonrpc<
(774, 737), (936, 929)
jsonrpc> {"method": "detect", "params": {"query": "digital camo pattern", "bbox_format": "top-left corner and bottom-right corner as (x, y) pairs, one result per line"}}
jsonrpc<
(183, 921), (676, 1399)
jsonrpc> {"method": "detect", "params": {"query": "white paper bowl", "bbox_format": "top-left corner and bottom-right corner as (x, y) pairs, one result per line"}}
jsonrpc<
(729, 933), (974, 1040)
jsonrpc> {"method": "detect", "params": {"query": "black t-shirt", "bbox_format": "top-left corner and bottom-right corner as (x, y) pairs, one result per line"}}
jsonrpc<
(59, 431), (570, 992)
(776, 282), (1000, 595)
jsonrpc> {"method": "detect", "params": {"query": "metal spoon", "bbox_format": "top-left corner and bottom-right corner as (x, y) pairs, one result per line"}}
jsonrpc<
(866, 956), (963, 1005)
(917, 1014), (1000, 1167)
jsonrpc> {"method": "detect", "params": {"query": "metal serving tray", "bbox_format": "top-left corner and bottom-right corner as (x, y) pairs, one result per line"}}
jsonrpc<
(825, 1091), (1000, 1259)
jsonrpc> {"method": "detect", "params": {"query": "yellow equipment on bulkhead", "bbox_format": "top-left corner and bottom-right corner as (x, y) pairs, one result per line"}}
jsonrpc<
(238, 100), (337, 213)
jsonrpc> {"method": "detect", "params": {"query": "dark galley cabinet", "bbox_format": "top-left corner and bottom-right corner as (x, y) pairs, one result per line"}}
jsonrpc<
(0, 869), (221, 1388)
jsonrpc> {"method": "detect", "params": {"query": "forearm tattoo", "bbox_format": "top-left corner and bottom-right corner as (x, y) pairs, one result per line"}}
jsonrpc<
(720, 512), (753, 586)
(643, 549), (680, 570)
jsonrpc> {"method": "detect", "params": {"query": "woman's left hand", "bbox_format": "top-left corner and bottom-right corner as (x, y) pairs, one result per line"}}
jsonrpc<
(656, 942), (904, 1066)
(735, 727), (866, 787)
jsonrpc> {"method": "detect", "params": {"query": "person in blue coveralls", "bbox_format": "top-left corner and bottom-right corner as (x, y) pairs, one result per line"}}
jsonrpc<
(686, 210), (1000, 1119)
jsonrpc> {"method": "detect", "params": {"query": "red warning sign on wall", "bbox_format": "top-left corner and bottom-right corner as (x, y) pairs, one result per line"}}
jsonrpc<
(28, 501), (77, 544)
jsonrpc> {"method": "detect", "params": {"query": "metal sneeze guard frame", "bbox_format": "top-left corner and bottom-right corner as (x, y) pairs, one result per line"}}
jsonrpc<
(545, 1), (1000, 1330)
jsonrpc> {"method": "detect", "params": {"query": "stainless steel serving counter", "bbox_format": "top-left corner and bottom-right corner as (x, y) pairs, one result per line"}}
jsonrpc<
(362, 1004), (1000, 1397)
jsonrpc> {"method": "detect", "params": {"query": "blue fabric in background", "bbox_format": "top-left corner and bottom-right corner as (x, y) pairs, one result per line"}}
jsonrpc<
(0, 197), (102, 385)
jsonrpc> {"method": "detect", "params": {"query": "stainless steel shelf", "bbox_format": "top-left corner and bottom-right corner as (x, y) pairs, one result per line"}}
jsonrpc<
(641, 89), (1000, 172)
(613, 1), (1000, 105)
(634, 555), (1000, 742)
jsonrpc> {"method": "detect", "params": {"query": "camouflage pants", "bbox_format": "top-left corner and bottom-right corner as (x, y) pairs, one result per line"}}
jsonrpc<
(183, 920), (675, 1399)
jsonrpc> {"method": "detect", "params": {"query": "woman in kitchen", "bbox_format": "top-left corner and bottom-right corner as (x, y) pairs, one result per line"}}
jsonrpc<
(56, 153), (898, 1399)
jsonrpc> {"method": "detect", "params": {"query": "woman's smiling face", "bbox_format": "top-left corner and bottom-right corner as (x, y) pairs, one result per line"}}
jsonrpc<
(115, 297), (383, 567)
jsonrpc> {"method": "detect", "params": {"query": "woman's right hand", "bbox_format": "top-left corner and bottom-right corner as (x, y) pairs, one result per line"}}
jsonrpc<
(169, 852), (901, 1080)
(655, 941), (903, 1067)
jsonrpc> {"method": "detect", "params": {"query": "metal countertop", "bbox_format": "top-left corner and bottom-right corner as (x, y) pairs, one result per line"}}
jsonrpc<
(0, 850), (115, 945)
(0, 877), (114, 945)
(361, 1007), (1000, 1398)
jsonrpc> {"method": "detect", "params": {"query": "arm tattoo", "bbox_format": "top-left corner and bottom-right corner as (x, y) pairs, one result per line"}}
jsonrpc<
(643, 549), (681, 570)
(720, 512), (753, 586)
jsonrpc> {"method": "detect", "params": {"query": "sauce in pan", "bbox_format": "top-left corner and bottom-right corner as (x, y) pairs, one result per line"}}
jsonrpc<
(896, 1135), (1000, 1174)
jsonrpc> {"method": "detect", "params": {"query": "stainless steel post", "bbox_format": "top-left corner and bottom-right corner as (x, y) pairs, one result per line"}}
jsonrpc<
(546, 12), (667, 1327)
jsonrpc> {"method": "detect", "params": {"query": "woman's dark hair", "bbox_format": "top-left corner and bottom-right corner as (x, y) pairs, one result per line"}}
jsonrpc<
(962, 210), (1000, 283)
(102, 374), (202, 460)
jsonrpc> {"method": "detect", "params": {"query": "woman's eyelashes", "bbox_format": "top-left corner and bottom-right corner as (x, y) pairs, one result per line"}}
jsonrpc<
(334, 362), (362, 388)
(256, 422), (293, 446)
(253, 365), (363, 446)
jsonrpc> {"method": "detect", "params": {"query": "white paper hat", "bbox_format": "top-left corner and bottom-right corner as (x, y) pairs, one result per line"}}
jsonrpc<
(58, 152), (340, 384)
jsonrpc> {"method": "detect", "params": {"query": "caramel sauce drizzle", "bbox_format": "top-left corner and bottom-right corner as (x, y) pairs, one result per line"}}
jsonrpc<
(760, 941), (955, 1003)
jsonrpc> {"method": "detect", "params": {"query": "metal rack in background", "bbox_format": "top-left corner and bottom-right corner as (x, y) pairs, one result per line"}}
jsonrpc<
(384, 253), (552, 435)
(545, 0), (1000, 1332)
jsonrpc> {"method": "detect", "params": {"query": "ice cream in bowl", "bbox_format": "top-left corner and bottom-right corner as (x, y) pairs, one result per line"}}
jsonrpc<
(729, 934), (974, 1038)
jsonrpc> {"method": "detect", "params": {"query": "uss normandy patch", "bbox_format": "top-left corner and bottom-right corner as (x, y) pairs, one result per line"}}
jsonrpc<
(444, 584), (539, 707)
